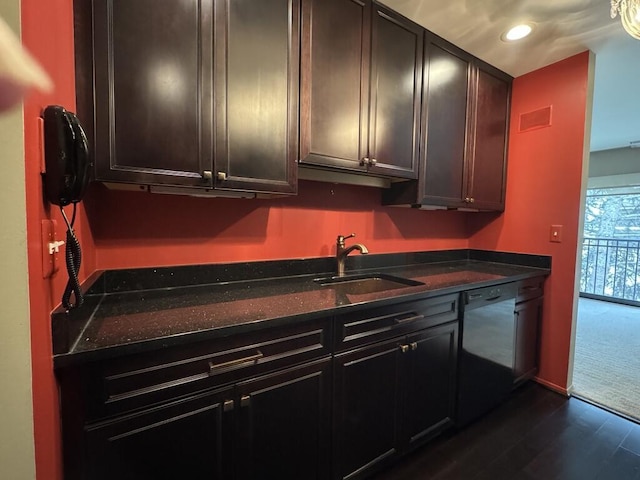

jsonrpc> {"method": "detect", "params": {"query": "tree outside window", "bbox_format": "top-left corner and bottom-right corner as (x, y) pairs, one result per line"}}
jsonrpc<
(581, 186), (640, 303)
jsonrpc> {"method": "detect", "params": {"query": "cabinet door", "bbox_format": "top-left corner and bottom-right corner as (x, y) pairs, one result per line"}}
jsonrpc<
(91, 0), (213, 187)
(300, 0), (371, 173)
(514, 297), (542, 384)
(214, 0), (299, 194)
(402, 322), (458, 449)
(367, 5), (422, 179)
(84, 389), (232, 480)
(420, 36), (472, 207)
(467, 64), (511, 211)
(333, 339), (402, 480)
(235, 359), (331, 480)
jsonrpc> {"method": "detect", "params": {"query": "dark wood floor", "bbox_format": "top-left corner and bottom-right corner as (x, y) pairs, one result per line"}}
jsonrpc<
(372, 382), (640, 480)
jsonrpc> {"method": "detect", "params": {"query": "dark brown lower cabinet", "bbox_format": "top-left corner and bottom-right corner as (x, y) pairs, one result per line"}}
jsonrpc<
(403, 324), (459, 448)
(513, 277), (545, 387)
(78, 358), (331, 480)
(514, 296), (543, 385)
(84, 389), (232, 480)
(333, 322), (458, 480)
(235, 359), (332, 480)
(334, 338), (403, 480)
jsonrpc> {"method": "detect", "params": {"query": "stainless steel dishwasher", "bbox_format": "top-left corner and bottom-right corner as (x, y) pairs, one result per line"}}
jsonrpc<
(457, 282), (517, 426)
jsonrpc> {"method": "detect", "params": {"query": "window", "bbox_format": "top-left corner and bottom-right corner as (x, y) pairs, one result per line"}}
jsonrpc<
(584, 186), (640, 240)
(581, 186), (640, 303)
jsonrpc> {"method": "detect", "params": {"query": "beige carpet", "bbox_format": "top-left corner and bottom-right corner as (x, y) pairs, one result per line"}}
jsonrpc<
(572, 297), (640, 421)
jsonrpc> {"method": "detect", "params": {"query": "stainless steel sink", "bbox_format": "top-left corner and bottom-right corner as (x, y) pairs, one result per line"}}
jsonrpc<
(314, 273), (424, 295)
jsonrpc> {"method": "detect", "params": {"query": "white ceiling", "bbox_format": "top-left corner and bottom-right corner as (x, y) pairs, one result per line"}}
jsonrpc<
(382, 0), (640, 152)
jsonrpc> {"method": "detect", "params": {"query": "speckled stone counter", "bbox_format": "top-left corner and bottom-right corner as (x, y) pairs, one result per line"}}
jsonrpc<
(52, 250), (551, 367)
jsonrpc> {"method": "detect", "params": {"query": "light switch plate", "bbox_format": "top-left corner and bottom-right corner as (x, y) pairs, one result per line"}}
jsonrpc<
(550, 225), (563, 243)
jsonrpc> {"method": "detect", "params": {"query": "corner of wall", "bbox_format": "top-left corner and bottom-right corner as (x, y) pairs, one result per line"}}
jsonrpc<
(566, 49), (596, 390)
(0, 3), (37, 480)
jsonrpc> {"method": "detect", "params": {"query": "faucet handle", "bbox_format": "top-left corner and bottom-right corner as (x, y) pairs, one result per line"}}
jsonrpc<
(337, 233), (356, 246)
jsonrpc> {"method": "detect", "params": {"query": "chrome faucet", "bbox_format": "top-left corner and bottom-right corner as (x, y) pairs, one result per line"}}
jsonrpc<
(336, 233), (369, 276)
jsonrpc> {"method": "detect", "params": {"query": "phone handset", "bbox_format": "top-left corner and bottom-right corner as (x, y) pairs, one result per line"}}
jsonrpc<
(62, 111), (90, 204)
(43, 105), (91, 207)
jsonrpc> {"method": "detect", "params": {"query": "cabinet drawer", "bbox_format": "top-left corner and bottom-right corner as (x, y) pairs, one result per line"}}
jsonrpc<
(516, 276), (545, 303)
(86, 318), (332, 419)
(335, 294), (459, 352)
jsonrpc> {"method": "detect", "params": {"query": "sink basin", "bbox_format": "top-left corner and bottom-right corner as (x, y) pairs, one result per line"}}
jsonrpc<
(314, 273), (424, 295)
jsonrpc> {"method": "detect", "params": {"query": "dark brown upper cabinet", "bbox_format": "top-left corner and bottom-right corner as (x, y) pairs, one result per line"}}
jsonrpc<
(383, 34), (511, 211)
(77, 0), (299, 195)
(467, 63), (511, 210)
(419, 37), (473, 209)
(300, 0), (423, 180)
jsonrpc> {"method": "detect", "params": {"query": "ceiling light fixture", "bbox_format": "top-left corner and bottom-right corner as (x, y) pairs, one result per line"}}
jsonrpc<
(501, 24), (533, 42)
(611, 0), (640, 40)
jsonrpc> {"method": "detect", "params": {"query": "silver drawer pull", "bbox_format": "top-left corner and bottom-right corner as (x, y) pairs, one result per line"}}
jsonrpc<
(395, 313), (425, 324)
(208, 350), (263, 375)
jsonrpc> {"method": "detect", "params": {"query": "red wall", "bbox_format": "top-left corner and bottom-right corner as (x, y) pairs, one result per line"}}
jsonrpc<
(86, 181), (469, 269)
(470, 51), (591, 393)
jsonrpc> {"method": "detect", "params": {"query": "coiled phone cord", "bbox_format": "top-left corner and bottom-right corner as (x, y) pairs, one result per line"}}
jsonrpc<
(60, 203), (83, 310)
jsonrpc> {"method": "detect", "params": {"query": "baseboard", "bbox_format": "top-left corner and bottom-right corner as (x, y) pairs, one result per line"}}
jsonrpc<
(533, 377), (569, 396)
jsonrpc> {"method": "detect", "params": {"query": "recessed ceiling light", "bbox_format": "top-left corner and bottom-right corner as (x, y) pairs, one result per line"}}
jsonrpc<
(501, 24), (534, 42)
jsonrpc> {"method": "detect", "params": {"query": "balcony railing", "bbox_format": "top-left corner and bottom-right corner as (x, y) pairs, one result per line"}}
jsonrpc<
(580, 237), (640, 305)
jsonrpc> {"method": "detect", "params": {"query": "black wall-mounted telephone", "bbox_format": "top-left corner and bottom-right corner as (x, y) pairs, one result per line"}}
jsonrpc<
(42, 105), (92, 310)
(43, 105), (92, 206)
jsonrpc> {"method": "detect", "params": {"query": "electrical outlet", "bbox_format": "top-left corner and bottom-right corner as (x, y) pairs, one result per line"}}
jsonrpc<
(550, 225), (563, 243)
(42, 219), (60, 278)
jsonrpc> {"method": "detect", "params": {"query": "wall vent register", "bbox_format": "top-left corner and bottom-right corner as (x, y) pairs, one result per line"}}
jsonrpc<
(518, 105), (552, 132)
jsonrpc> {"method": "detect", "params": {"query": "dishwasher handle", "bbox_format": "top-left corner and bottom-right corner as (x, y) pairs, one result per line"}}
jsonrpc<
(466, 293), (485, 301)
(464, 283), (517, 308)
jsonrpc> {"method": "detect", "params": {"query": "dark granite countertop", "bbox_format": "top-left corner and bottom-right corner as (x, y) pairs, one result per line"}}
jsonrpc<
(52, 250), (550, 368)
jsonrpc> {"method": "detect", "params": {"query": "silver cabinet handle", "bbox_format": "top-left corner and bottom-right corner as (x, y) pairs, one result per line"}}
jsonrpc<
(223, 399), (234, 412)
(361, 157), (370, 166)
(410, 342), (418, 351)
(395, 313), (425, 325)
(216, 171), (227, 181)
(240, 395), (251, 408)
(208, 350), (263, 375)
(203, 170), (213, 180)
(399, 344), (409, 354)
(369, 158), (377, 166)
